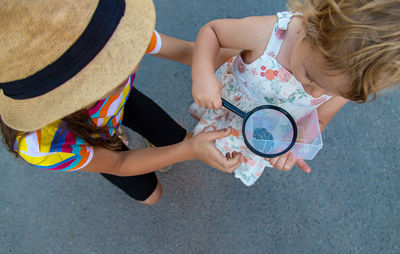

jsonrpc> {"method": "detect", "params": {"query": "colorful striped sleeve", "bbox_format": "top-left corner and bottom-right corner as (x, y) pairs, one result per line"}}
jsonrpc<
(15, 121), (94, 171)
(146, 30), (162, 55)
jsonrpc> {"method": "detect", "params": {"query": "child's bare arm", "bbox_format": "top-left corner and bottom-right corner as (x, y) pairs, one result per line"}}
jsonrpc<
(317, 96), (348, 132)
(79, 128), (242, 176)
(192, 16), (276, 109)
(152, 33), (239, 67)
(152, 33), (194, 66)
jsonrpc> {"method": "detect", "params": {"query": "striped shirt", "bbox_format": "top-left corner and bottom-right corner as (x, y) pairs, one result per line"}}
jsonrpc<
(14, 30), (162, 171)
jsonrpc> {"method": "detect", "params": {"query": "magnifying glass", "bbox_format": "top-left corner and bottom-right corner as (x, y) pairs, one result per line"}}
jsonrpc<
(222, 98), (297, 158)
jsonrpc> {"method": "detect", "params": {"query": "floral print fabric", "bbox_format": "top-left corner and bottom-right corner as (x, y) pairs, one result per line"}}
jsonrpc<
(189, 12), (331, 186)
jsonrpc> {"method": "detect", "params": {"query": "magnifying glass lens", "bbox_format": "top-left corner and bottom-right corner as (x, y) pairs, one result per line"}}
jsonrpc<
(244, 109), (295, 156)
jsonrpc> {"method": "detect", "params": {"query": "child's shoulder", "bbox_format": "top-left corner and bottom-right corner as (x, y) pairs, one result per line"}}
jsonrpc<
(276, 15), (304, 67)
(240, 15), (277, 41)
(284, 14), (303, 43)
(244, 13), (303, 55)
(238, 15), (277, 62)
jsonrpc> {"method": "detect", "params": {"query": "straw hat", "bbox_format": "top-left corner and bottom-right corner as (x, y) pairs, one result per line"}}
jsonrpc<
(0, 0), (155, 131)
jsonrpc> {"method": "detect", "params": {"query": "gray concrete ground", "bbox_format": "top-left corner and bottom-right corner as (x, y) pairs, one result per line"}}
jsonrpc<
(1, 0), (399, 253)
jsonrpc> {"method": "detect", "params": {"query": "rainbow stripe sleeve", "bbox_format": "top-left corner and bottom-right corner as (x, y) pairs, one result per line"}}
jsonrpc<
(13, 54), (135, 172)
(145, 30), (162, 55)
(15, 121), (93, 171)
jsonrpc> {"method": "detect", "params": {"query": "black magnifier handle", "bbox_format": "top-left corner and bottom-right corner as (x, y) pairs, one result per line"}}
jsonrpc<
(221, 98), (246, 118)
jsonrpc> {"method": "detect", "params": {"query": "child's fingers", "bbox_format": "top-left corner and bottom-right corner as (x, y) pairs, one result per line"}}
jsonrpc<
(269, 154), (286, 170)
(194, 98), (205, 108)
(284, 153), (296, 171)
(219, 152), (242, 173)
(268, 153), (310, 173)
(277, 153), (294, 171)
(295, 158), (311, 173)
(212, 98), (222, 109)
(267, 156), (278, 168)
(206, 99), (217, 110)
(202, 131), (241, 173)
(226, 152), (242, 173)
(210, 147), (234, 171)
(268, 153), (295, 171)
(194, 96), (221, 110)
(273, 155), (286, 170)
(198, 127), (230, 142)
(226, 151), (240, 159)
(194, 96), (213, 109)
(202, 100), (209, 108)
(279, 153), (295, 171)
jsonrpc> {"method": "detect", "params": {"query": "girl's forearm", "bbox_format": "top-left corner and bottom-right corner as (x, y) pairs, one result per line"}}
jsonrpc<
(116, 141), (194, 176)
(192, 23), (222, 75)
(155, 32), (238, 68)
(154, 33), (194, 66)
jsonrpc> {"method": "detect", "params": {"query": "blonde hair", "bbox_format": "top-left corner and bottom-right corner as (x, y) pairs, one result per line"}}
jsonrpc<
(288, 0), (400, 102)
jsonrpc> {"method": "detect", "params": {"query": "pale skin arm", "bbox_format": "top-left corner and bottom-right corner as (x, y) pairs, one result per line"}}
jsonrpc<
(316, 96), (349, 132)
(266, 96), (349, 173)
(80, 127), (242, 176)
(155, 33), (239, 68)
(192, 16), (276, 109)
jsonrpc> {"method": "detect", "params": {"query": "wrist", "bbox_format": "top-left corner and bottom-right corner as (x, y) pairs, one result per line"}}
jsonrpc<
(192, 60), (214, 76)
(179, 136), (199, 162)
(193, 51), (217, 76)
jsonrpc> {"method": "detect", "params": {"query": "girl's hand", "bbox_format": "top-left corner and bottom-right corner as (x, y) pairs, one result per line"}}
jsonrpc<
(192, 73), (223, 110)
(187, 127), (242, 173)
(265, 152), (311, 173)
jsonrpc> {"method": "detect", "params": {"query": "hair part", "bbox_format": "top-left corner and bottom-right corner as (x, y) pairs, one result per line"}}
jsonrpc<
(288, 0), (400, 102)
(1, 110), (122, 158)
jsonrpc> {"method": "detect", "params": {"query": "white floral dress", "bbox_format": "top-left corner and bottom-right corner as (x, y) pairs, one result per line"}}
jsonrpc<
(189, 12), (331, 186)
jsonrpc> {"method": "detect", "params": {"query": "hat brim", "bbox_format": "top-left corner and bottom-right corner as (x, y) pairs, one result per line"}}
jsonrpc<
(0, 0), (156, 131)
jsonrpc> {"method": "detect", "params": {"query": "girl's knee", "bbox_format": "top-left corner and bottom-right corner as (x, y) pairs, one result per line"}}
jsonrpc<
(140, 181), (162, 205)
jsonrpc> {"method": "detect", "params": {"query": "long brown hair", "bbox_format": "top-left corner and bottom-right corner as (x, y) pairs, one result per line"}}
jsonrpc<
(1, 110), (122, 157)
(288, 0), (400, 102)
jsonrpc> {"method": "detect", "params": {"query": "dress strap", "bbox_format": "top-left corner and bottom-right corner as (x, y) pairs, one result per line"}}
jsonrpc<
(264, 11), (301, 58)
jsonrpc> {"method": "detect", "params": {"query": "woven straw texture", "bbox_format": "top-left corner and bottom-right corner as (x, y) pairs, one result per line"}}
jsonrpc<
(0, 0), (155, 131)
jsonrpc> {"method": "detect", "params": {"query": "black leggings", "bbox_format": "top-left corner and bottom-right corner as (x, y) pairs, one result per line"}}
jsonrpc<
(100, 88), (187, 201)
